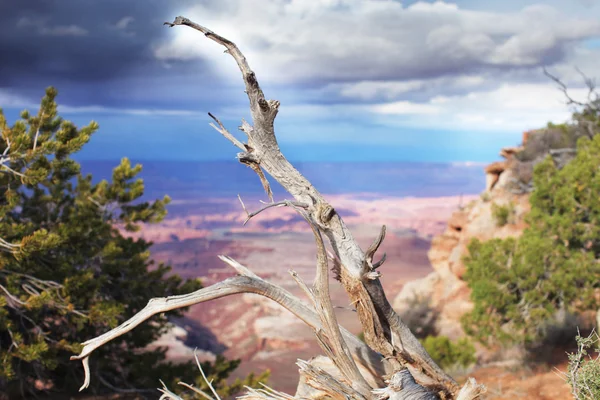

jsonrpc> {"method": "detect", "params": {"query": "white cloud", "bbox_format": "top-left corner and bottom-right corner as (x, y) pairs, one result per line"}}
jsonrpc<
(115, 17), (134, 30)
(0, 90), (202, 118)
(57, 105), (202, 117)
(213, 81), (586, 137)
(450, 161), (488, 167)
(370, 101), (440, 115)
(17, 17), (88, 37)
(369, 83), (588, 132)
(0, 90), (34, 109)
(335, 80), (426, 100)
(153, 0), (600, 85)
(42, 25), (88, 37)
(327, 75), (486, 100)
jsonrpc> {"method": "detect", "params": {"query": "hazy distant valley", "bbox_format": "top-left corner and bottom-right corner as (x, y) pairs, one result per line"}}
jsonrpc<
(144, 194), (478, 392)
(81, 160), (485, 392)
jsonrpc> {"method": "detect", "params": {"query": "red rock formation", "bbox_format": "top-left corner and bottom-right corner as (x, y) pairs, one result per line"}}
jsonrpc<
(484, 161), (506, 191)
(522, 130), (531, 146)
(394, 148), (531, 343)
(499, 146), (524, 159)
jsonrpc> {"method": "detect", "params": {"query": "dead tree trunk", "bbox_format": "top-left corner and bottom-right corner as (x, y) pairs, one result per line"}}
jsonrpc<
(71, 17), (486, 400)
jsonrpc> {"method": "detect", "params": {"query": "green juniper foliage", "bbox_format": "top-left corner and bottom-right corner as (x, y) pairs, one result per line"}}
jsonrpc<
(490, 201), (516, 227)
(463, 133), (600, 345)
(421, 336), (476, 370)
(0, 88), (267, 398)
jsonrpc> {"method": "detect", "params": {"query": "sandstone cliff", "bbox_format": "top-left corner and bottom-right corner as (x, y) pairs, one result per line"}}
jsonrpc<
(393, 132), (536, 341)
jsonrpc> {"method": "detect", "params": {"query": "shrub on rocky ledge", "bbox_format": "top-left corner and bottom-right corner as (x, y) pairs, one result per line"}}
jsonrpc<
(463, 134), (600, 346)
(422, 336), (476, 371)
(491, 202), (516, 227)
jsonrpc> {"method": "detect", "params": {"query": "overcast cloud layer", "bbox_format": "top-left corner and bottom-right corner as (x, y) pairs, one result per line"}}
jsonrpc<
(1, 0), (600, 162)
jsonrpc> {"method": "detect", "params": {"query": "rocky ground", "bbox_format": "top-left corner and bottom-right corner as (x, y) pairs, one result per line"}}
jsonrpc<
(393, 135), (533, 348)
(467, 363), (572, 399)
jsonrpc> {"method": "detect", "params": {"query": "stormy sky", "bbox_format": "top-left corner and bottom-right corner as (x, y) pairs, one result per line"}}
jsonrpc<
(1, 0), (600, 162)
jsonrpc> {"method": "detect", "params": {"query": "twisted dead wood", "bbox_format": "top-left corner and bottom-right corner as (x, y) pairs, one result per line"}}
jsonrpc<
(72, 16), (486, 399)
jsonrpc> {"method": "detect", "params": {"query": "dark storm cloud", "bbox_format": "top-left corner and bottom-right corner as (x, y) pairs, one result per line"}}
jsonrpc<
(2, 1), (153, 81)
(2, 0), (600, 130)
(0, 0), (227, 109)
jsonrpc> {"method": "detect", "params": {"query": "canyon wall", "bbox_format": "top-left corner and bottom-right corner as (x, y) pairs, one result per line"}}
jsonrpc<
(393, 132), (534, 341)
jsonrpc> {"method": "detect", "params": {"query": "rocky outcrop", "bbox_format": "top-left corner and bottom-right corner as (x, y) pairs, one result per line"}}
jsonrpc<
(499, 146), (524, 159)
(484, 161), (506, 191)
(394, 131), (532, 341)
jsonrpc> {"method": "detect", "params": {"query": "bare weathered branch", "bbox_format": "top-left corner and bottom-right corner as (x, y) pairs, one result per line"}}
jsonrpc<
(239, 156), (275, 202)
(307, 216), (372, 396)
(208, 112), (247, 151)
(372, 370), (438, 400)
(32, 113), (43, 151)
(575, 66), (597, 104)
(159, 380), (184, 400)
(288, 269), (316, 307)
(238, 197), (309, 225)
(161, 16), (457, 395)
(364, 225), (386, 272)
(158, 349), (223, 400)
(297, 359), (366, 400)
(544, 67), (599, 111)
(455, 378), (486, 400)
(164, 17), (277, 123)
(178, 382), (215, 400)
(372, 253), (387, 270)
(71, 258), (389, 391)
(217, 254), (261, 280)
(239, 383), (295, 400)
(194, 349), (222, 400)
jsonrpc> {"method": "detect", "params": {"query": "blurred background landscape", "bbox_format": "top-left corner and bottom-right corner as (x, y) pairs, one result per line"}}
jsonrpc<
(2, 0), (600, 399)
(83, 160), (482, 392)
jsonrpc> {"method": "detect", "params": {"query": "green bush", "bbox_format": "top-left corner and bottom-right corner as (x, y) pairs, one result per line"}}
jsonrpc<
(463, 135), (600, 346)
(0, 88), (267, 398)
(566, 331), (600, 400)
(421, 336), (476, 370)
(491, 202), (516, 226)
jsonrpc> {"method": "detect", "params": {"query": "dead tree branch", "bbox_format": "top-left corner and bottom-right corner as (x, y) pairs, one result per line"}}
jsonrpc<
(238, 383), (295, 400)
(71, 257), (389, 393)
(73, 16), (486, 399)
(237, 196), (309, 225)
(208, 112), (246, 152)
(296, 359), (367, 400)
(306, 212), (372, 396)
(544, 67), (599, 111)
(162, 16), (462, 395)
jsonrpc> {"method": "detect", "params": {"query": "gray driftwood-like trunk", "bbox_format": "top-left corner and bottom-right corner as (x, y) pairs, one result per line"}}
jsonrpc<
(71, 17), (486, 400)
